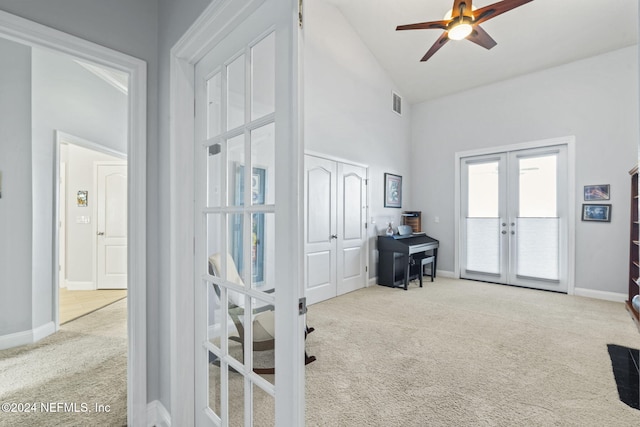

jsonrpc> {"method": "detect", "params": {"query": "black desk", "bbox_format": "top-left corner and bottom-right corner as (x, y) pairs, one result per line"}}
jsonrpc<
(377, 233), (439, 290)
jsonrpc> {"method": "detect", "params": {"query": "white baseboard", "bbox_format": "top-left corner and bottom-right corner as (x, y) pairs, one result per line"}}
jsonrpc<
(66, 281), (96, 291)
(368, 277), (378, 286)
(573, 288), (627, 303)
(0, 321), (56, 350)
(147, 400), (171, 427)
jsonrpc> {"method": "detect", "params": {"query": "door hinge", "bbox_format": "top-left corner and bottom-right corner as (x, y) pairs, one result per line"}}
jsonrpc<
(365, 222), (368, 229)
(365, 266), (368, 272)
(298, 297), (307, 315)
(298, 0), (303, 28)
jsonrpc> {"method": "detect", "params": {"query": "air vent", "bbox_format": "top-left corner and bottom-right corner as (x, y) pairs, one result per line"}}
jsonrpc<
(392, 92), (402, 116)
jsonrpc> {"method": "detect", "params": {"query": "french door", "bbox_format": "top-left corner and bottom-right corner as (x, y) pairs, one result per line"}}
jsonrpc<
(193, 0), (303, 425)
(460, 145), (569, 292)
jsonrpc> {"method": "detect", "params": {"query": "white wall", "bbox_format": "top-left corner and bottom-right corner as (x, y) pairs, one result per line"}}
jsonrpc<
(64, 144), (123, 288)
(304, 1), (413, 279)
(0, 37), (32, 336)
(411, 46), (639, 295)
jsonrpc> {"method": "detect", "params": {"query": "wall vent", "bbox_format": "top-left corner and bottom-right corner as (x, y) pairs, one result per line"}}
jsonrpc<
(392, 92), (402, 116)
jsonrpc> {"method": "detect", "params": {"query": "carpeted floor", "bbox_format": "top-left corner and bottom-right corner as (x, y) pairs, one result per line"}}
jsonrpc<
(3, 278), (639, 426)
(0, 299), (127, 427)
(304, 277), (640, 426)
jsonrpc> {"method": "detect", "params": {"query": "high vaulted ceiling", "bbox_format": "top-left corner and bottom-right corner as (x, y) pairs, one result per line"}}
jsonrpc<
(323, 0), (639, 104)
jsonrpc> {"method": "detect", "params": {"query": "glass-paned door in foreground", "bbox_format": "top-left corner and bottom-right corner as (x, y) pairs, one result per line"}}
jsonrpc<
(194, 0), (304, 425)
(461, 146), (568, 292)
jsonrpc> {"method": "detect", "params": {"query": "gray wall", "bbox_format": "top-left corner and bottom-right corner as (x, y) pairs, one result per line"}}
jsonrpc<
(410, 46), (639, 295)
(0, 0), (161, 399)
(0, 38), (32, 335)
(304, 0), (413, 279)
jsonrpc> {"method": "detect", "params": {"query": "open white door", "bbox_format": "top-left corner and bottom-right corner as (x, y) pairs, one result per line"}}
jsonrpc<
(191, 0), (304, 425)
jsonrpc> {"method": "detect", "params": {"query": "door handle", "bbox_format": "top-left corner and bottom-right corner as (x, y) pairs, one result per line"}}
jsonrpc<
(97, 231), (105, 236)
(330, 235), (337, 240)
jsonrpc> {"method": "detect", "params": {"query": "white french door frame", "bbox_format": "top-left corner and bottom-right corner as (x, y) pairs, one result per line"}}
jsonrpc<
(454, 136), (576, 294)
(170, 0), (304, 425)
(0, 11), (147, 426)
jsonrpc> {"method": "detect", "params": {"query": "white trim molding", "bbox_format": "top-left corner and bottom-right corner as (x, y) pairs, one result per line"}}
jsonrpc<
(573, 288), (627, 303)
(147, 400), (172, 427)
(66, 281), (96, 291)
(0, 10), (147, 426)
(0, 322), (55, 351)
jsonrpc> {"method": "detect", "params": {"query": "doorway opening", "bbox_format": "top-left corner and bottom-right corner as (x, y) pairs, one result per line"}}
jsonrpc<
(56, 133), (128, 324)
(0, 9), (147, 425)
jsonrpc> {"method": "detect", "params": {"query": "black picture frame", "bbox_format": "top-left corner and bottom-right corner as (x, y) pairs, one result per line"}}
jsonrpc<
(384, 173), (402, 208)
(582, 204), (611, 222)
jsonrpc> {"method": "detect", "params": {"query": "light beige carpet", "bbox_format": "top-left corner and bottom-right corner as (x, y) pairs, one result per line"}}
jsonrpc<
(304, 277), (640, 426)
(0, 299), (127, 427)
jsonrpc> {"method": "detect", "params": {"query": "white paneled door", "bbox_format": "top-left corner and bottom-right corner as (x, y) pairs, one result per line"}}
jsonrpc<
(96, 162), (127, 289)
(460, 145), (569, 292)
(305, 155), (367, 305)
(193, 0), (303, 425)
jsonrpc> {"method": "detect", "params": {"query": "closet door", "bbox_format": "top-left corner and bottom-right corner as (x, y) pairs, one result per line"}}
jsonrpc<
(304, 156), (338, 304)
(305, 156), (368, 304)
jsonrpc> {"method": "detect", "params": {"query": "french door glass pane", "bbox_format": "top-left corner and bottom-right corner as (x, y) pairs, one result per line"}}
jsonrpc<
(253, 384), (275, 426)
(466, 161), (500, 274)
(251, 32), (275, 120)
(251, 296), (275, 385)
(229, 213), (246, 284)
(251, 123), (275, 205)
(519, 155), (557, 216)
(227, 54), (245, 131)
(252, 213), (275, 290)
(228, 135), (245, 207)
(468, 162), (499, 217)
(208, 350), (221, 417)
(228, 373), (245, 427)
(466, 218), (500, 274)
(207, 72), (222, 138)
(207, 144), (222, 208)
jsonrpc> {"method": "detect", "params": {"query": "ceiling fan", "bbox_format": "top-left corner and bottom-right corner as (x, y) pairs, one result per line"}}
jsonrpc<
(396, 0), (534, 62)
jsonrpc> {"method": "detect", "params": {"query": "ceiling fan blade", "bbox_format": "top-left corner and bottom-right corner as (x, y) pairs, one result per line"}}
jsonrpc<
(421, 32), (450, 62)
(467, 25), (497, 50)
(473, 0), (533, 25)
(452, 0), (474, 18)
(396, 20), (448, 31)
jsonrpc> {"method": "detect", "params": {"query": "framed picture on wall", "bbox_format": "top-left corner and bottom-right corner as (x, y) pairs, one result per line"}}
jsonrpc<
(77, 190), (88, 207)
(584, 184), (610, 201)
(582, 204), (611, 222)
(384, 173), (402, 208)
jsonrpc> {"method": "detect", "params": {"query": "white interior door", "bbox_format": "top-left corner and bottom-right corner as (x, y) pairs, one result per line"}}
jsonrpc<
(336, 163), (367, 296)
(96, 162), (127, 289)
(304, 156), (338, 304)
(194, 0), (303, 425)
(305, 155), (367, 304)
(461, 145), (568, 292)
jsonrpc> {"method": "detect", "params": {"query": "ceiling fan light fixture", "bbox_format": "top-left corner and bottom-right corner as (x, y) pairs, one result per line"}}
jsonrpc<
(448, 22), (473, 40)
(447, 15), (474, 40)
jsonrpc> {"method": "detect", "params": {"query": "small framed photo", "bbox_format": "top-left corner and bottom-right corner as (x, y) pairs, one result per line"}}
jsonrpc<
(582, 204), (611, 222)
(77, 190), (88, 207)
(384, 173), (402, 208)
(584, 184), (610, 201)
